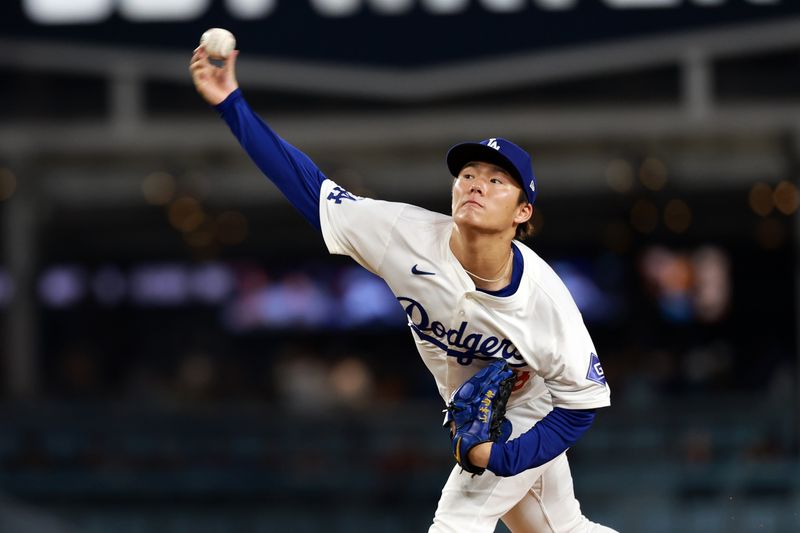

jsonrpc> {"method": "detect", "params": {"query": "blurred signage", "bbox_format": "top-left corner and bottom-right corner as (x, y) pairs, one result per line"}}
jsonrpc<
(19, 1), (790, 22)
(2, 1), (797, 66)
(21, 261), (405, 331)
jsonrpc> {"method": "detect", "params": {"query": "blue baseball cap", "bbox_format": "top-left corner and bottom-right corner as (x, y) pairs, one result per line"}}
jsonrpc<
(446, 137), (537, 204)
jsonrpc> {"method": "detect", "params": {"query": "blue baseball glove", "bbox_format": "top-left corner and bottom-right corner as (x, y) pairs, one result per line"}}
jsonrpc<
(445, 359), (517, 475)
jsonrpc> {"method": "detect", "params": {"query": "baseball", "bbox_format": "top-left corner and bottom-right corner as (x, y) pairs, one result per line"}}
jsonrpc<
(200, 28), (236, 60)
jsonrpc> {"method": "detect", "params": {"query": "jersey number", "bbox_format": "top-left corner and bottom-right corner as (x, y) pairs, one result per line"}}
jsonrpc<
(512, 370), (531, 392)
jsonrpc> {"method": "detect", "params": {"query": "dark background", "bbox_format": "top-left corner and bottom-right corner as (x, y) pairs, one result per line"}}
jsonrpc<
(0, 1), (798, 531)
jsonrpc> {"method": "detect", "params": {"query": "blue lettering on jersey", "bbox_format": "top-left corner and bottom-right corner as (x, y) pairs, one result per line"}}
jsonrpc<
(397, 296), (526, 368)
(586, 352), (606, 385)
(326, 186), (358, 204)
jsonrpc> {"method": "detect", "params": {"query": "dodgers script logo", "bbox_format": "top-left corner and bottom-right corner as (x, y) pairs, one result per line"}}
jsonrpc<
(398, 296), (525, 367)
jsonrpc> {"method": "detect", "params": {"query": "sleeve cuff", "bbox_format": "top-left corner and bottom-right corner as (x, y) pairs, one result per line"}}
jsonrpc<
(214, 88), (243, 113)
(487, 442), (504, 474)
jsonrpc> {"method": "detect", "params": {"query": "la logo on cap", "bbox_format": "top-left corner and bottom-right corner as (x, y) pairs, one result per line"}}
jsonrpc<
(487, 138), (500, 150)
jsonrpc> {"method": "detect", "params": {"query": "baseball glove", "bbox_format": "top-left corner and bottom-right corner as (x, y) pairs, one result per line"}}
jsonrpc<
(445, 359), (517, 475)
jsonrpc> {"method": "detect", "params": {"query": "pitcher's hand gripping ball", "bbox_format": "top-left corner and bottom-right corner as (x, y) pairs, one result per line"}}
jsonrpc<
(446, 359), (517, 475)
(200, 28), (236, 59)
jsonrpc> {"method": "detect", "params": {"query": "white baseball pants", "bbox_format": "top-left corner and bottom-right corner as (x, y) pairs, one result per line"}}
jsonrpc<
(429, 451), (617, 533)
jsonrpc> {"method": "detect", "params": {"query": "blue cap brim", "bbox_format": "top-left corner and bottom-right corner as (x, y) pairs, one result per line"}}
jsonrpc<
(446, 143), (525, 191)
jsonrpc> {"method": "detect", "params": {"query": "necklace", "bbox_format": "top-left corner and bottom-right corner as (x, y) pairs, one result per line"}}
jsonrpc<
(463, 250), (513, 284)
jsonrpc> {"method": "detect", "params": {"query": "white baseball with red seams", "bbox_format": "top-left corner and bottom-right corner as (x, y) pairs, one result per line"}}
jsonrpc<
(200, 28), (236, 59)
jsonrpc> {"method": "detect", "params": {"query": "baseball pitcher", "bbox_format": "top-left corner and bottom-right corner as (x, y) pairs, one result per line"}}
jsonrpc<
(190, 43), (617, 533)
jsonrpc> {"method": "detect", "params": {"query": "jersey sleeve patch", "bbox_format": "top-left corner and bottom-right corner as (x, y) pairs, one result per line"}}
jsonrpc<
(326, 186), (360, 204)
(586, 352), (606, 385)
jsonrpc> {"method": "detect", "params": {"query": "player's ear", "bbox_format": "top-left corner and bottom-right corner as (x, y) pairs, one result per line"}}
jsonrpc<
(514, 203), (533, 225)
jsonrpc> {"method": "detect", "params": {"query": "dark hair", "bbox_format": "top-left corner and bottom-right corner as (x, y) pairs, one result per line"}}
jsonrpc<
(515, 189), (535, 241)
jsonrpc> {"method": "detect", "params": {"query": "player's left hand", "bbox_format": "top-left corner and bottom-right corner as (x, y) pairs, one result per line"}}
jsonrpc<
(467, 442), (493, 469)
(445, 359), (516, 475)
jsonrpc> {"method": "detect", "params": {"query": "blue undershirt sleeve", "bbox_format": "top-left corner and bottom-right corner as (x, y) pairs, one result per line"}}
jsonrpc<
(214, 88), (327, 230)
(487, 407), (596, 477)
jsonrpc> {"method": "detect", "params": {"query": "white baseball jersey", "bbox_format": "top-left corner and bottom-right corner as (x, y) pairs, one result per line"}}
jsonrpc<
(319, 179), (611, 419)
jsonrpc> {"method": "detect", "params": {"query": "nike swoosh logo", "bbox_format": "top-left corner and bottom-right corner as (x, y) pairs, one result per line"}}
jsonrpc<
(411, 264), (436, 276)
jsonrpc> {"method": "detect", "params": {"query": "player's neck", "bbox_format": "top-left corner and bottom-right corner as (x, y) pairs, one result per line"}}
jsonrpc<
(449, 227), (514, 290)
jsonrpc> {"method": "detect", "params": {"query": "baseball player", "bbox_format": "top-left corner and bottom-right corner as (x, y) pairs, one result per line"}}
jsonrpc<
(190, 46), (617, 533)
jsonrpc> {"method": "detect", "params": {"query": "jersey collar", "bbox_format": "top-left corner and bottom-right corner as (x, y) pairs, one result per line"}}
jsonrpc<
(443, 227), (527, 304)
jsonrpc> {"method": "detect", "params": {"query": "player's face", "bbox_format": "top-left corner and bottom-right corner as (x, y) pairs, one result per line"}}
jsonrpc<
(451, 161), (532, 235)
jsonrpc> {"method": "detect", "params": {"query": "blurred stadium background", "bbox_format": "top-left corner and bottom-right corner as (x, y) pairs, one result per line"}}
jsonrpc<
(1, 1), (799, 532)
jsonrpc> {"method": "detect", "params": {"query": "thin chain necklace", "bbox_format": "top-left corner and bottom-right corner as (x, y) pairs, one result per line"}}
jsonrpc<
(463, 249), (513, 284)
